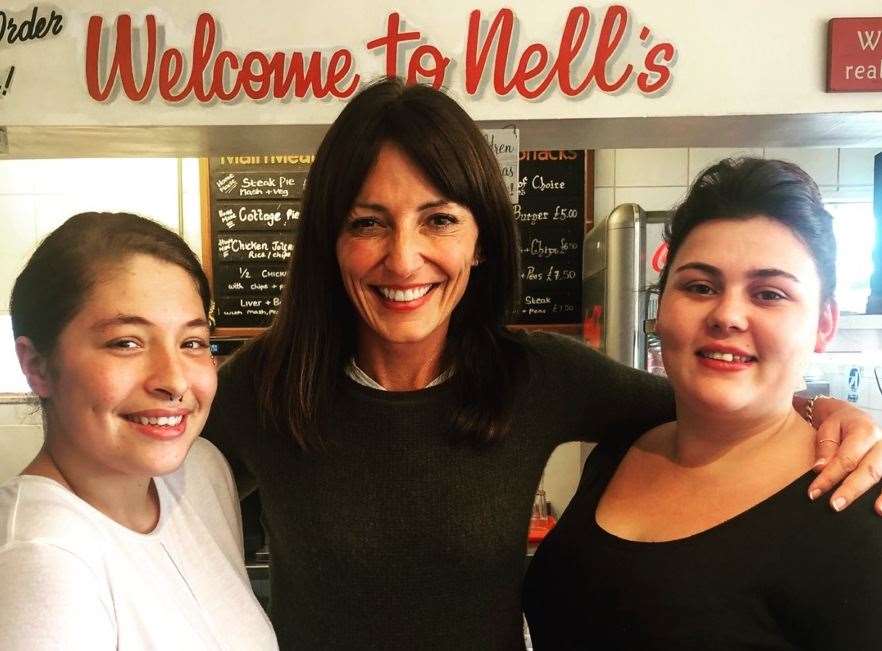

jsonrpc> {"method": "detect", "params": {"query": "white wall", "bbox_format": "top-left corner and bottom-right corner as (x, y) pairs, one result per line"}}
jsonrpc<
(593, 147), (879, 221)
(0, 403), (42, 483)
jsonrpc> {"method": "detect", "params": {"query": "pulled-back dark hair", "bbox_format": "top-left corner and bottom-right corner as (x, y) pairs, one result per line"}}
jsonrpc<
(11, 212), (211, 357)
(658, 157), (836, 302)
(249, 77), (525, 449)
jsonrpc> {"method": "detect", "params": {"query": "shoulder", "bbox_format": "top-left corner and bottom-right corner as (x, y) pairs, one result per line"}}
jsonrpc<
(776, 473), (880, 533)
(521, 331), (669, 395)
(0, 477), (107, 567)
(766, 478), (882, 647)
(0, 492), (116, 647)
(520, 330), (587, 354)
(158, 439), (242, 553)
(204, 344), (264, 454)
(810, 488), (882, 551)
(217, 342), (262, 394)
(763, 474), (882, 589)
(162, 438), (236, 506)
(520, 330), (640, 375)
(185, 437), (234, 478)
(631, 422), (676, 453)
(159, 439), (245, 558)
(520, 331), (606, 369)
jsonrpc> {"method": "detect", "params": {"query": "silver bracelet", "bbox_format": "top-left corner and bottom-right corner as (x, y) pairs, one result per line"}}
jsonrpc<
(804, 394), (832, 428)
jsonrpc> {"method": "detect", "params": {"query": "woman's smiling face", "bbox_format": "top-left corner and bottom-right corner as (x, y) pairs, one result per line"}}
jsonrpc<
(35, 254), (217, 480)
(656, 216), (837, 418)
(335, 142), (480, 357)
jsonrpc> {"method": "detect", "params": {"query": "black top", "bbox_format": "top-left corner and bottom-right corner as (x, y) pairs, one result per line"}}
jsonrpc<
(523, 439), (882, 650)
(203, 332), (672, 650)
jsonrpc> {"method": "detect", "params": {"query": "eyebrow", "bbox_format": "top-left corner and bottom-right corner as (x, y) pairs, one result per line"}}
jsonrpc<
(352, 199), (453, 213)
(673, 262), (801, 283)
(90, 314), (210, 331)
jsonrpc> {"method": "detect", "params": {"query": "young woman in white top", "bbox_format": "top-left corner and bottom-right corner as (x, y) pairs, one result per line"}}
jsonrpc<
(0, 212), (277, 650)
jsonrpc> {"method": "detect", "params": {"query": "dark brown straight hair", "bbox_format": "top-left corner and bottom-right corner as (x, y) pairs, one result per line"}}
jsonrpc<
(247, 77), (527, 450)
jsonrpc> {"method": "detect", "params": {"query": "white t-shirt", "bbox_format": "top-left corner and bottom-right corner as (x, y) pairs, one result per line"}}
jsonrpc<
(0, 438), (278, 650)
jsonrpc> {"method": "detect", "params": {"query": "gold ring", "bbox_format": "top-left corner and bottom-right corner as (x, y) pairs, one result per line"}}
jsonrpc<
(818, 439), (839, 445)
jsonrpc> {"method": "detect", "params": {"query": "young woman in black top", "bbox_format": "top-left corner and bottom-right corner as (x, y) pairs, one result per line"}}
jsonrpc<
(524, 158), (882, 649)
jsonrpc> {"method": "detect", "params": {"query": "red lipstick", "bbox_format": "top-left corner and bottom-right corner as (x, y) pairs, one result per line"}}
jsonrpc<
(695, 345), (756, 372)
(124, 410), (190, 441)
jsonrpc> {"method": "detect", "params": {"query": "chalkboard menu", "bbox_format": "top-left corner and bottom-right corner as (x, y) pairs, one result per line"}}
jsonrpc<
(513, 151), (585, 325)
(205, 155), (313, 330)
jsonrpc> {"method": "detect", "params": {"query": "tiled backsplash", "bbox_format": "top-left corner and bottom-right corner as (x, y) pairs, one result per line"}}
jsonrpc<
(593, 146), (879, 219)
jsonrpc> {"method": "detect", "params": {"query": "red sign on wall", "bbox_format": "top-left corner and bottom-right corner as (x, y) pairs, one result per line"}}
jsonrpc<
(827, 17), (882, 92)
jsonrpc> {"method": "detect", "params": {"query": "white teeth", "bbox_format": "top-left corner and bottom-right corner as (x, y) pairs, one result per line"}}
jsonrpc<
(702, 351), (752, 363)
(377, 284), (433, 302)
(128, 415), (183, 427)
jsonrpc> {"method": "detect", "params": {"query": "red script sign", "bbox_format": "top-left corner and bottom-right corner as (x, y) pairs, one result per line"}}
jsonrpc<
(84, 8), (676, 104)
(827, 17), (882, 92)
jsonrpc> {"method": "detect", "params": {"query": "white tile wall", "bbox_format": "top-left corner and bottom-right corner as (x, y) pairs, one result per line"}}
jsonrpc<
(615, 148), (689, 187)
(763, 147), (839, 186)
(0, 197), (38, 305)
(687, 147), (764, 181)
(0, 403), (43, 484)
(594, 146), (877, 222)
(594, 149), (616, 188)
(614, 186), (687, 212)
(0, 426), (43, 483)
(0, 160), (38, 194)
(593, 187), (615, 222)
(181, 158), (204, 264)
(0, 318), (30, 395)
(839, 148), (879, 187)
(0, 158), (187, 314)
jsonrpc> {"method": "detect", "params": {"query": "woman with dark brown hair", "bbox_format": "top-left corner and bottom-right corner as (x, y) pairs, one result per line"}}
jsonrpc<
(205, 79), (882, 650)
(0, 213), (277, 649)
(524, 158), (882, 649)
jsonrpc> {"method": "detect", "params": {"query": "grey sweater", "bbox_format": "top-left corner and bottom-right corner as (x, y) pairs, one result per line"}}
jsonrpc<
(203, 332), (673, 650)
